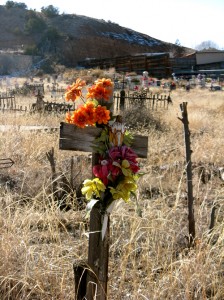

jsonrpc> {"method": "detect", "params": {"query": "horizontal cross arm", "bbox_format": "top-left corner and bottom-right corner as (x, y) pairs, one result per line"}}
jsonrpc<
(59, 122), (148, 158)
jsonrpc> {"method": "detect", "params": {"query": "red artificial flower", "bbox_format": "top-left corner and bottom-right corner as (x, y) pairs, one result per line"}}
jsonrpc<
(93, 160), (110, 185)
(93, 158), (121, 186)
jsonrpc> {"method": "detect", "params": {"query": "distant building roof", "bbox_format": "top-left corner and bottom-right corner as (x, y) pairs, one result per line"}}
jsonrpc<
(134, 52), (169, 57)
(196, 50), (224, 53)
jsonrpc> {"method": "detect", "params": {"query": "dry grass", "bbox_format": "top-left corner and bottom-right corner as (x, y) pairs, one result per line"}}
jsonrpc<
(0, 81), (224, 299)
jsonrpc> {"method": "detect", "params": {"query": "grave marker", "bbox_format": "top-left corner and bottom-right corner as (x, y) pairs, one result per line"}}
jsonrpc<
(59, 78), (148, 299)
(59, 123), (148, 299)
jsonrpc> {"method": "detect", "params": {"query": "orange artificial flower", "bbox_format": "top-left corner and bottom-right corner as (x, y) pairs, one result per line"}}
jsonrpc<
(65, 78), (113, 127)
(73, 106), (90, 128)
(87, 85), (105, 100)
(94, 105), (110, 124)
(87, 78), (114, 101)
(65, 78), (86, 102)
(95, 78), (114, 89)
(84, 101), (97, 126)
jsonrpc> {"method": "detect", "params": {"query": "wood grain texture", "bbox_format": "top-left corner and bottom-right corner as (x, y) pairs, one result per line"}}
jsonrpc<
(59, 122), (148, 158)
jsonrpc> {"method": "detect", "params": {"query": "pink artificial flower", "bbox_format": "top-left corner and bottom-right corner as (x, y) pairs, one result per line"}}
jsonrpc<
(120, 145), (138, 162)
(109, 146), (140, 174)
(108, 147), (121, 161)
(120, 146), (139, 173)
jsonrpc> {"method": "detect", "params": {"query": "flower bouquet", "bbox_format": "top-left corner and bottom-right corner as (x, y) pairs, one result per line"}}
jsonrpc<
(65, 77), (141, 236)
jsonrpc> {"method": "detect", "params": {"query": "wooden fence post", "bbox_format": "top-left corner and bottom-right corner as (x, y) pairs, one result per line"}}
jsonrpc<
(178, 102), (196, 246)
(120, 90), (125, 111)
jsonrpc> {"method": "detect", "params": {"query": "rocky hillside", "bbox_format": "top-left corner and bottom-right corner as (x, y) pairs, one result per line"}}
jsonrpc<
(0, 4), (192, 68)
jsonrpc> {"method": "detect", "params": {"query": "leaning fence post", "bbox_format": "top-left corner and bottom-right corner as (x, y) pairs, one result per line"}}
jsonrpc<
(178, 102), (196, 246)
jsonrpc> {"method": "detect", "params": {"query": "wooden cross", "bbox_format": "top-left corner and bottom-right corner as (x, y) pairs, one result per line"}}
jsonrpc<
(59, 110), (148, 299)
(35, 90), (45, 111)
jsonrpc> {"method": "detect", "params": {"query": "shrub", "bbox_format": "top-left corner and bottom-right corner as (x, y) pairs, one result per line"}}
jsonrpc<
(5, 1), (27, 9)
(12, 26), (23, 35)
(24, 17), (46, 34)
(41, 5), (59, 17)
(24, 44), (39, 55)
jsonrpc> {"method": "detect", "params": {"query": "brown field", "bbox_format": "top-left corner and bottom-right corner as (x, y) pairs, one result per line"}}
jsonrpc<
(0, 71), (224, 299)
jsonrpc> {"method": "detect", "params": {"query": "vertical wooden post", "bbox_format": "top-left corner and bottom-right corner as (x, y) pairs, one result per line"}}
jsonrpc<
(209, 205), (217, 234)
(73, 260), (88, 300)
(120, 90), (125, 111)
(86, 200), (109, 300)
(85, 97), (114, 299)
(179, 102), (196, 246)
(152, 94), (155, 110)
(46, 148), (57, 198)
(119, 73), (126, 111)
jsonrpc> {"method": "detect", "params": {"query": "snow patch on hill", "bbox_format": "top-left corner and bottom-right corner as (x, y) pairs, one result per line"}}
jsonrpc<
(101, 31), (162, 46)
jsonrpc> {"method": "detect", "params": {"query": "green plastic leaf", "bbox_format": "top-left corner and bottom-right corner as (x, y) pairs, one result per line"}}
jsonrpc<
(91, 128), (110, 153)
(123, 131), (134, 146)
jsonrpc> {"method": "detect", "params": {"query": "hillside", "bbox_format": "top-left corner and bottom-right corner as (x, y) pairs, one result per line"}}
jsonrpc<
(0, 4), (192, 69)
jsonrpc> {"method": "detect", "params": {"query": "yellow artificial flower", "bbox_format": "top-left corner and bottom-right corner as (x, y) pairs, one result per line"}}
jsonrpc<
(110, 188), (130, 202)
(112, 159), (132, 177)
(110, 176), (137, 202)
(81, 178), (106, 200)
(118, 176), (137, 193)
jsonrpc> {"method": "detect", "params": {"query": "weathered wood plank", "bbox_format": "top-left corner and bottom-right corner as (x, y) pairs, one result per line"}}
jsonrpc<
(59, 122), (102, 153)
(59, 122), (148, 158)
(130, 135), (148, 158)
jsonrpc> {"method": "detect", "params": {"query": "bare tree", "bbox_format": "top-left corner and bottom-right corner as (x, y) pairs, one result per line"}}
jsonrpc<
(195, 40), (220, 51)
